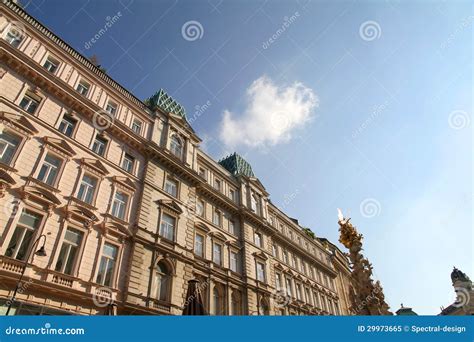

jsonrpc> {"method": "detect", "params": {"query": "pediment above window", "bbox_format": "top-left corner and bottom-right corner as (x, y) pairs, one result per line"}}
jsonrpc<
(195, 222), (210, 233)
(111, 176), (136, 192)
(252, 251), (268, 261)
(42, 136), (76, 157)
(100, 219), (133, 238)
(61, 203), (98, 226)
(79, 158), (108, 176)
(19, 184), (61, 209)
(209, 230), (227, 242)
(0, 169), (16, 198)
(274, 262), (285, 271)
(225, 240), (241, 249)
(0, 111), (38, 136)
(156, 199), (183, 215)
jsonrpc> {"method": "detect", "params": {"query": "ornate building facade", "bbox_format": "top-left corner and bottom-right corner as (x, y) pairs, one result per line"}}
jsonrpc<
(0, 0), (351, 315)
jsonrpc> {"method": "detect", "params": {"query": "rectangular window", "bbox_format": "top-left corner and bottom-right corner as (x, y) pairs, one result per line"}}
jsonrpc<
(164, 178), (178, 198)
(305, 288), (312, 305)
(194, 234), (204, 257)
(122, 153), (135, 173)
(198, 167), (207, 179)
(286, 277), (292, 297)
(43, 57), (59, 73)
(272, 244), (277, 257)
(131, 119), (142, 134)
(92, 135), (107, 156)
(58, 115), (77, 137)
(229, 189), (237, 202)
(214, 178), (221, 191)
(296, 283), (302, 301)
(314, 292), (320, 308)
(213, 243), (222, 265)
(196, 199), (204, 217)
(76, 81), (90, 96)
(96, 243), (118, 286)
(275, 273), (282, 290)
(77, 174), (97, 204)
(212, 210), (221, 227)
(55, 228), (83, 275)
(0, 131), (21, 165)
(6, 28), (23, 48)
(229, 219), (236, 235)
(19, 95), (39, 114)
(256, 262), (265, 282)
(283, 250), (288, 264)
(159, 214), (175, 241)
(111, 191), (128, 220)
(106, 102), (117, 116)
(254, 232), (262, 248)
(5, 210), (42, 260)
(37, 153), (61, 186)
(230, 251), (239, 272)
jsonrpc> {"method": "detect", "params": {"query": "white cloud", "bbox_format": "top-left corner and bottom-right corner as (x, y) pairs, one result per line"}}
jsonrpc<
(219, 76), (318, 147)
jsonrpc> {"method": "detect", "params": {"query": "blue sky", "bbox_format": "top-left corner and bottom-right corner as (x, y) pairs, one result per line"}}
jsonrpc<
(21, 0), (472, 314)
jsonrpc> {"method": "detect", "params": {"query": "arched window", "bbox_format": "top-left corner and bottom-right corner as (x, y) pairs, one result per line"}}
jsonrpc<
(155, 261), (171, 301)
(231, 290), (242, 315)
(259, 297), (269, 315)
(170, 135), (183, 159)
(212, 285), (224, 315)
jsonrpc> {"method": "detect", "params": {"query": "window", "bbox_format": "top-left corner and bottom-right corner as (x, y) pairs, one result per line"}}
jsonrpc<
(275, 273), (282, 290)
(131, 119), (142, 134)
(5, 210), (42, 261)
(76, 80), (90, 96)
(159, 214), (175, 241)
(111, 191), (128, 220)
(92, 135), (107, 156)
(198, 167), (207, 179)
(121, 153), (135, 173)
(43, 57), (59, 73)
(251, 194), (259, 213)
(212, 209), (221, 227)
(37, 153), (61, 186)
(213, 242), (222, 265)
(254, 232), (262, 248)
(155, 261), (171, 301)
(256, 262), (265, 282)
(231, 291), (242, 315)
(194, 234), (204, 257)
(55, 228), (83, 275)
(334, 301), (340, 315)
(285, 277), (293, 297)
(296, 283), (302, 301)
(213, 178), (221, 191)
(106, 102), (117, 116)
(229, 189), (237, 202)
(0, 131), (21, 165)
(230, 251), (239, 272)
(302, 262), (307, 275)
(228, 219), (236, 235)
(170, 135), (183, 159)
(283, 250), (288, 264)
(272, 244), (278, 257)
(19, 95), (39, 114)
(212, 286), (224, 315)
(58, 115), (77, 137)
(164, 178), (178, 198)
(96, 243), (118, 286)
(6, 27), (23, 48)
(196, 199), (204, 217)
(314, 291), (320, 308)
(77, 174), (97, 204)
(305, 288), (312, 305)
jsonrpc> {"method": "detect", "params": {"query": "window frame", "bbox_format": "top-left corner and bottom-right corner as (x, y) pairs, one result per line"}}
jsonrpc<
(76, 79), (91, 97)
(158, 212), (177, 241)
(95, 242), (119, 287)
(121, 152), (135, 174)
(0, 129), (24, 167)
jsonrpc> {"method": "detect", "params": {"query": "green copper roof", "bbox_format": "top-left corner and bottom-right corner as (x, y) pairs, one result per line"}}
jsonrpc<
(218, 153), (255, 178)
(145, 89), (186, 119)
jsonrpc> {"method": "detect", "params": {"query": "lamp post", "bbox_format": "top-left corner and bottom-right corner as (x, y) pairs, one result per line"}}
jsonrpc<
(5, 234), (47, 316)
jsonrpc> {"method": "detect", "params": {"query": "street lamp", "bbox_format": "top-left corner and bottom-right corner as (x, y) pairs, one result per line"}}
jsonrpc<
(5, 234), (47, 316)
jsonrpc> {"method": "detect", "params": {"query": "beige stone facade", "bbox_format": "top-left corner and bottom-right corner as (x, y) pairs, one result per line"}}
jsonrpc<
(0, 0), (351, 316)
